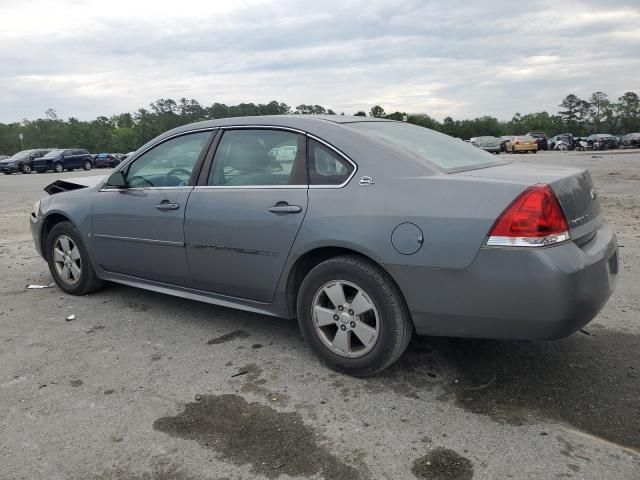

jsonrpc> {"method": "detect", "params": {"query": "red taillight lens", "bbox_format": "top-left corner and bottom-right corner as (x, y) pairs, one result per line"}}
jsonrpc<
(486, 184), (570, 247)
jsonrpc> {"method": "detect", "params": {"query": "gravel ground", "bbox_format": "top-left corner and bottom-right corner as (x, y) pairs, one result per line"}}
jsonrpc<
(0, 152), (638, 480)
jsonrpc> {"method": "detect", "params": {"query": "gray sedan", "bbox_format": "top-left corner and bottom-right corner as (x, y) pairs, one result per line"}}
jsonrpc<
(30, 116), (619, 375)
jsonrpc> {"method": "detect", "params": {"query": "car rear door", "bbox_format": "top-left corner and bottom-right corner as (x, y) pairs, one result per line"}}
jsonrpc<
(91, 130), (214, 286)
(184, 128), (308, 302)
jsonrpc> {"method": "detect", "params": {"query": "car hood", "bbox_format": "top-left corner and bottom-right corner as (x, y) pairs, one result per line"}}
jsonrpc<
(44, 174), (107, 195)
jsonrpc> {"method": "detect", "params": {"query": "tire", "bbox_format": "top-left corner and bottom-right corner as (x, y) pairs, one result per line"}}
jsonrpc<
(533, 150), (537, 154)
(46, 221), (104, 295)
(53, 162), (63, 173)
(21, 164), (32, 174)
(3, 172), (10, 175)
(83, 160), (92, 171)
(297, 255), (412, 376)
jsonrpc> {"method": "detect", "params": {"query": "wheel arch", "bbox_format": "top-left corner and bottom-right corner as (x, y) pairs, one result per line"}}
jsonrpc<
(284, 246), (410, 321)
(40, 212), (74, 260)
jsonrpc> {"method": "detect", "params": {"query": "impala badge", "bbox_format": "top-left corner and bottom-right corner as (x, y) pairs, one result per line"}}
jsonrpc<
(590, 188), (597, 200)
(359, 176), (375, 186)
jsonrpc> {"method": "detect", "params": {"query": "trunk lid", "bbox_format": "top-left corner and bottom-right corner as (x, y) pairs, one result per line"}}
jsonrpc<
(457, 163), (602, 241)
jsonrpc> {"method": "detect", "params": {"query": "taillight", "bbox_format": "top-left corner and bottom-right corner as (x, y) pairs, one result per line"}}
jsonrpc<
(486, 184), (570, 247)
(515, 141), (520, 145)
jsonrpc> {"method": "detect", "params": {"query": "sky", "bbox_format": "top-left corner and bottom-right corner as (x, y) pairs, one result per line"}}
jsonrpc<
(0, 0), (638, 122)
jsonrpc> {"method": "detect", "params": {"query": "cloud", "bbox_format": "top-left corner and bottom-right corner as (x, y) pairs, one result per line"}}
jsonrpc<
(0, 0), (638, 122)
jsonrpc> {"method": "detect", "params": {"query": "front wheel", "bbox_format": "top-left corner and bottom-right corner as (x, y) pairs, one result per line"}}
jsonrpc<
(83, 160), (93, 171)
(21, 164), (32, 174)
(53, 162), (63, 173)
(297, 255), (412, 376)
(47, 221), (104, 295)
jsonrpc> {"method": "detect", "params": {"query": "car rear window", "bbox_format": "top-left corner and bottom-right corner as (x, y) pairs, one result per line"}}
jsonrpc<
(347, 122), (502, 172)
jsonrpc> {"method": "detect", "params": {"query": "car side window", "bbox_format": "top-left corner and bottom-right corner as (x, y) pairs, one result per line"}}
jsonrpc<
(125, 131), (210, 188)
(208, 129), (306, 186)
(307, 138), (354, 185)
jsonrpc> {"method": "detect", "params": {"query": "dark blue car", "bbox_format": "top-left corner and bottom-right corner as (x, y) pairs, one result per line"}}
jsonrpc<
(32, 149), (93, 173)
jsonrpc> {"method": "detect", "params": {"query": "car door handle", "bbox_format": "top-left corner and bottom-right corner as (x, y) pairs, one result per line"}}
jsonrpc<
(155, 202), (180, 211)
(269, 203), (302, 214)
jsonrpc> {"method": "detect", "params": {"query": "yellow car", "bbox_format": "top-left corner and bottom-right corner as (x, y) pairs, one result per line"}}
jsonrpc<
(507, 135), (538, 153)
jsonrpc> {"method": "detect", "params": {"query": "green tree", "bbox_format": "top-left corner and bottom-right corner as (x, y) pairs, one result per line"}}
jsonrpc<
(353, 111), (367, 117)
(616, 92), (640, 133)
(369, 105), (386, 118)
(588, 91), (610, 133)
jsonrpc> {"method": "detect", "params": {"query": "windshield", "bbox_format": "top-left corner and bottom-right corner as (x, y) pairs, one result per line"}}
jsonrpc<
(347, 122), (502, 172)
(43, 149), (64, 158)
(6, 149), (36, 161)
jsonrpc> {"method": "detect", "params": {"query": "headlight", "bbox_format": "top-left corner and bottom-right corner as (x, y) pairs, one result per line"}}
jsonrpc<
(33, 200), (41, 217)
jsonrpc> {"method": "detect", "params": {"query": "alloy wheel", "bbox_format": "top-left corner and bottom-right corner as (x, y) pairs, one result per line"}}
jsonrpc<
(22, 164), (31, 174)
(311, 280), (380, 358)
(53, 235), (82, 285)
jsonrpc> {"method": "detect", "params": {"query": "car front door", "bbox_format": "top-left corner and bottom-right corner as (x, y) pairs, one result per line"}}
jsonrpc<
(184, 128), (308, 302)
(91, 130), (214, 286)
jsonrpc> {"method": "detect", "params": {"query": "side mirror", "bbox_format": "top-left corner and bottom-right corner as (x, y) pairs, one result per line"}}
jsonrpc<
(106, 171), (127, 188)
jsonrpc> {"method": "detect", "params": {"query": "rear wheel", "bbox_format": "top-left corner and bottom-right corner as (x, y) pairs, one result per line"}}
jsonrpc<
(297, 255), (412, 376)
(53, 162), (63, 173)
(83, 160), (92, 171)
(47, 221), (103, 295)
(21, 164), (32, 174)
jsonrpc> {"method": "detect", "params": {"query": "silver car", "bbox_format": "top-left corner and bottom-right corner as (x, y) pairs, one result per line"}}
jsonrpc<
(470, 136), (501, 154)
(30, 116), (619, 375)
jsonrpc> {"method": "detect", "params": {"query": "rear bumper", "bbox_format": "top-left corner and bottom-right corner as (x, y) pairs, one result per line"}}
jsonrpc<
(513, 145), (537, 152)
(386, 222), (618, 340)
(480, 146), (500, 153)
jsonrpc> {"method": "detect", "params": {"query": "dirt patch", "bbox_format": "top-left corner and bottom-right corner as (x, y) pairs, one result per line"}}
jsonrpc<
(153, 394), (364, 479)
(93, 459), (198, 480)
(207, 330), (249, 345)
(412, 447), (473, 480)
(431, 330), (640, 450)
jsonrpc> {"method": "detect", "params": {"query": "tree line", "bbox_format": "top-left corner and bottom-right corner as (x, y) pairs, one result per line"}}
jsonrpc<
(0, 91), (638, 155)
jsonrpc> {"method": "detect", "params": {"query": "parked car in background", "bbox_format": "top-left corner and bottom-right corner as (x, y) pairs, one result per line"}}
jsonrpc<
(621, 133), (640, 149)
(32, 149), (93, 173)
(499, 136), (511, 152)
(29, 116), (618, 375)
(0, 155), (9, 161)
(549, 134), (575, 151)
(527, 132), (548, 151)
(0, 148), (55, 174)
(587, 134), (619, 150)
(470, 136), (501, 154)
(506, 135), (538, 153)
(94, 153), (121, 168)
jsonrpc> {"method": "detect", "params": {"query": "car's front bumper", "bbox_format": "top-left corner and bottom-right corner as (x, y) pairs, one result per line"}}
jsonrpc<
(386, 222), (618, 340)
(0, 164), (18, 173)
(30, 212), (44, 258)
(32, 162), (50, 172)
